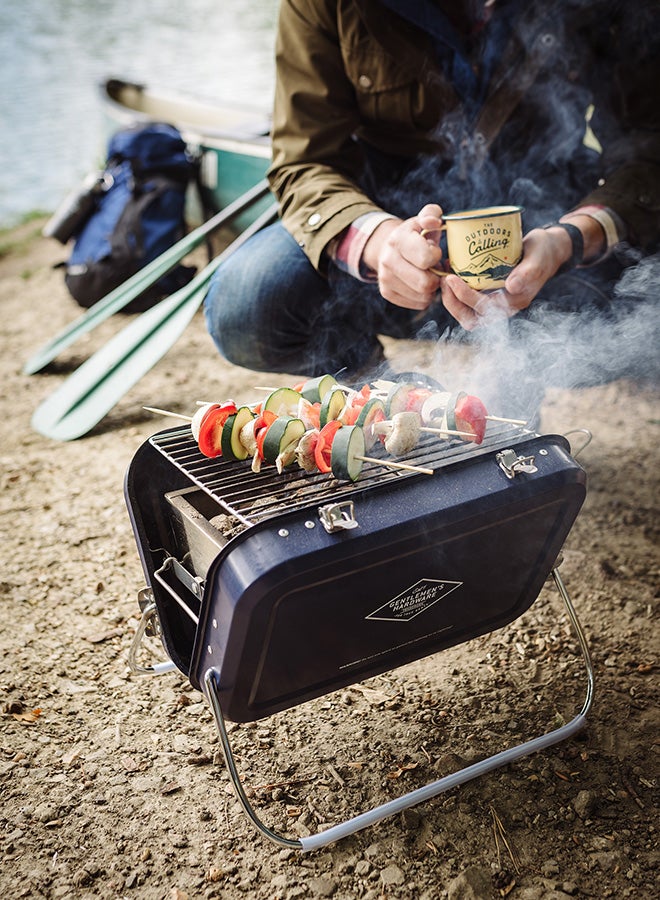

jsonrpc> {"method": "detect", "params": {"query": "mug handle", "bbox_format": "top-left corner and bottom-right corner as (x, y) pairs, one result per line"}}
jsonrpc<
(420, 226), (450, 277)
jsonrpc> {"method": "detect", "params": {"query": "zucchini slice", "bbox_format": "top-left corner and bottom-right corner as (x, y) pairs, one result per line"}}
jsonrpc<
(385, 382), (417, 417)
(261, 416), (306, 465)
(263, 387), (302, 417)
(355, 397), (386, 449)
(319, 387), (347, 427)
(221, 406), (256, 460)
(444, 391), (467, 432)
(331, 424), (366, 482)
(300, 374), (338, 403)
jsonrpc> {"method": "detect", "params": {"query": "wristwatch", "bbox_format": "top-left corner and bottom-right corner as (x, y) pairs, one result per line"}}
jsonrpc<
(542, 221), (584, 273)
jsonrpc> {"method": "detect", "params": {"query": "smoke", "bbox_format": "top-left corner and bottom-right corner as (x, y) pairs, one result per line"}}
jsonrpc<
(395, 252), (660, 421)
(362, 2), (660, 419)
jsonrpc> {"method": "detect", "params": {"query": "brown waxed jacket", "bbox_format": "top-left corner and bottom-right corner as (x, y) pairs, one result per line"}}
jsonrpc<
(268, 0), (660, 272)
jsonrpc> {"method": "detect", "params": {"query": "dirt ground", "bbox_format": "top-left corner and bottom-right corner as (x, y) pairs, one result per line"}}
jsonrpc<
(0, 218), (658, 900)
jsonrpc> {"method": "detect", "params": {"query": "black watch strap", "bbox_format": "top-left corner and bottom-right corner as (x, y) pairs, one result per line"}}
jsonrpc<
(542, 221), (584, 273)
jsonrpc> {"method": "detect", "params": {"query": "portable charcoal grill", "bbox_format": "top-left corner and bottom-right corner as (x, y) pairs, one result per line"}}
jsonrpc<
(125, 415), (594, 851)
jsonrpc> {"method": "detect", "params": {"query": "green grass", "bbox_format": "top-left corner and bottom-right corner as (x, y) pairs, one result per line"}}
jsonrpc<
(0, 211), (51, 258)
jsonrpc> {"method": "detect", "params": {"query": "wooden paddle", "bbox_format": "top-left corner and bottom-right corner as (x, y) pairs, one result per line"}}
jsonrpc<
(23, 179), (271, 375)
(30, 203), (278, 442)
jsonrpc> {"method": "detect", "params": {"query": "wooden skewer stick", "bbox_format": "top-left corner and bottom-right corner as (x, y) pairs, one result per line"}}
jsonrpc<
(143, 406), (192, 422)
(485, 414), (528, 426)
(372, 421), (474, 440)
(420, 426), (475, 439)
(357, 455), (434, 475)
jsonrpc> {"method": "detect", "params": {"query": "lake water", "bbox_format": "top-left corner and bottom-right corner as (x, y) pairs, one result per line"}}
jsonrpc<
(0, 0), (279, 229)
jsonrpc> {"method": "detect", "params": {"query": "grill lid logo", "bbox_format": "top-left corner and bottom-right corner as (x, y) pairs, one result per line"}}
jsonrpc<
(366, 578), (462, 622)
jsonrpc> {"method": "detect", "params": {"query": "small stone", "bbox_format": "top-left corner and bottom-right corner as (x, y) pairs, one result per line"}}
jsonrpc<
(380, 864), (405, 886)
(542, 860), (560, 877)
(515, 889), (544, 900)
(33, 801), (59, 822)
(447, 865), (493, 899)
(169, 890), (189, 900)
(72, 869), (93, 887)
(400, 808), (422, 830)
(573, 789), (596, 820)
(308, 875), (337, 897)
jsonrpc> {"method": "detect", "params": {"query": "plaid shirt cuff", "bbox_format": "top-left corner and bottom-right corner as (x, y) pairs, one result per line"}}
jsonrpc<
(327, 212), (397, 282)
(562, 205), (627, 264)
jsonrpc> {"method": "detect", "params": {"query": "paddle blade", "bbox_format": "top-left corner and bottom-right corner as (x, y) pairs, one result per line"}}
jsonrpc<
(30, 288), (207, 441)
(30, 203), (277, 441)
(23, 179), (270, 375)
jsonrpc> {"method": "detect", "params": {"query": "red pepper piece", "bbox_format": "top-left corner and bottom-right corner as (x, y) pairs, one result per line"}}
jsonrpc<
(454, 394), (487, 445)
(405, 387), (433, 413)
(197, 401), (238, 457)
(315, 421), (342, 472)
(254, 409), (279, 461)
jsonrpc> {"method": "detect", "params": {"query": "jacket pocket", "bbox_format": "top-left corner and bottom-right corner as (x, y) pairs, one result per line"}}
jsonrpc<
(342, 34), (418, 131)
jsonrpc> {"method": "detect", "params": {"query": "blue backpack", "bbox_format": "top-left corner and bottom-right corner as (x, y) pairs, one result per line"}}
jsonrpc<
(57, 123), (197, 311)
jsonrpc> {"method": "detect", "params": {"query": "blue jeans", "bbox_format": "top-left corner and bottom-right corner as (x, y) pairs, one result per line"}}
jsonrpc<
(203, 221), (455, 376)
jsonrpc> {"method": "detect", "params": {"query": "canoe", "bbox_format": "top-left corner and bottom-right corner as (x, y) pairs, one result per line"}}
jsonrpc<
(100, 77), (272, 220)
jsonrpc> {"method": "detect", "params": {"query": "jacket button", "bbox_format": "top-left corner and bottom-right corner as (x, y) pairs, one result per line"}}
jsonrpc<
(358, 74), (373, 89)
(307, 213), (321, 227)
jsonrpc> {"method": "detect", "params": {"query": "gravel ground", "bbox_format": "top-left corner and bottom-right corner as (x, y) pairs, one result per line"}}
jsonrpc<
(0, 218), (658, 899)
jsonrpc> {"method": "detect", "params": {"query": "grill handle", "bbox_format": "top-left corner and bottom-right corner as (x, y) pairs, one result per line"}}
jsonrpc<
(203, 565), (594, 852)
(128, 598), (178, 677)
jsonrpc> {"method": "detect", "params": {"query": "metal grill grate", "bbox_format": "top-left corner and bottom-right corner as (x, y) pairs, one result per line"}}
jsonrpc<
(149, 423), (535, 529)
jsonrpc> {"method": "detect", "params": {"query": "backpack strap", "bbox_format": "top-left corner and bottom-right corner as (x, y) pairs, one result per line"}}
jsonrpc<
(109, 173), (183, 259)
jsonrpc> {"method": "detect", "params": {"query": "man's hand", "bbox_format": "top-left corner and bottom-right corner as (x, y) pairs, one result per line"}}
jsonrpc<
(362, 204), (446, 310)
(438, 222), (596, 330)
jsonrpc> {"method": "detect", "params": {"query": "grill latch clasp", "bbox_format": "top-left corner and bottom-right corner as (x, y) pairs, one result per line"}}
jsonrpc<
(496, 448), (538, 480)
(318, 500), (358, 533)
(159, 555), (205, 599)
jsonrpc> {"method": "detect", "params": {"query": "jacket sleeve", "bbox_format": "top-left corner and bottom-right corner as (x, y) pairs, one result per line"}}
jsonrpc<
(267, 0), (386, 272)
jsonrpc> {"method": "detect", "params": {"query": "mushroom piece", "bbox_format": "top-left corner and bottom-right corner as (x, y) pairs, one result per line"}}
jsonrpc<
(383, 411), (422, 456)
(239, 418), (260, 456)
(295, 429), (320, 472)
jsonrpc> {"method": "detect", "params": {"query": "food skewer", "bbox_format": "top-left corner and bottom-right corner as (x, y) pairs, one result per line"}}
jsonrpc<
(144, 405), (432, 477)
(146, 376), (527, 483)
(421, 426), (475, 438)
(372, 419), (475, 440)
(357, 455), (433, 475)
(143, 406), (192, 421)
(485, 414), (527, 426)
(250, 387), (527, 425)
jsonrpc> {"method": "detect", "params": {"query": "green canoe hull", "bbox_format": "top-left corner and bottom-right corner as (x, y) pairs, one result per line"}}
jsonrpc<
(100, 78), (272, 226)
